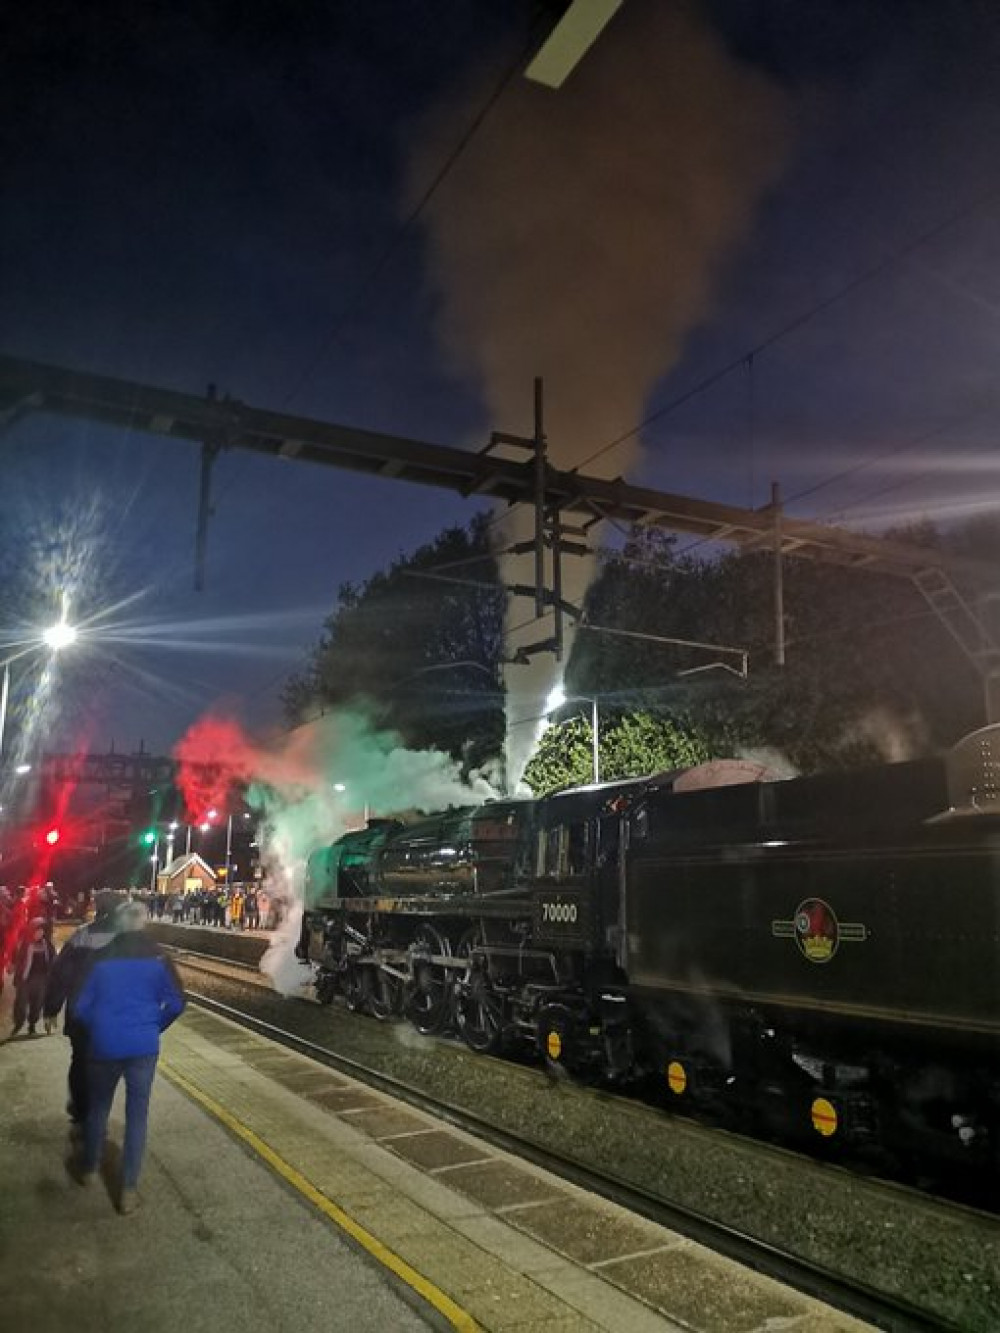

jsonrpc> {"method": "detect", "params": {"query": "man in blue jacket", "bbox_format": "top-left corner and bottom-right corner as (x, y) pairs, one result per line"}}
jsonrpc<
(44, 890), (123, 1127)
(71, 901), (186, 1213)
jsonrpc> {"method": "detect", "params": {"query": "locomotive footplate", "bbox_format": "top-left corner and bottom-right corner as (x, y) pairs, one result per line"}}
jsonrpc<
(333, 893), (535, 919)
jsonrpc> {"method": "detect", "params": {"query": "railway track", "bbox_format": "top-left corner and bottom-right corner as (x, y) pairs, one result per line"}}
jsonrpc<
(172, 950), (993, 1331)
(169, 944), (1000, 1204)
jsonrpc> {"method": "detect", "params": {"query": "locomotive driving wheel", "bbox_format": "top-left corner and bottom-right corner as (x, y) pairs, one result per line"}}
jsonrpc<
(313, 967), (337, 1006)
(365, 964), (403, 1021)
(343, 960), (366, 1012)
(455, 928), (505, 1055)
(404, 925), (452, 1035)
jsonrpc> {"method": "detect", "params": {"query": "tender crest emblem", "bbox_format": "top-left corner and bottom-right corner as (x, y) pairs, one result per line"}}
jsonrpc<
(772, 897), (867, 963)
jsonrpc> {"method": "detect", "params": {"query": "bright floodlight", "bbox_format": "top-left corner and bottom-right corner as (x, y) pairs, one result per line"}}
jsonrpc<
(545, 684), (567, 714)
(43, 620), (78, 651)
(333, 782), (346, 793)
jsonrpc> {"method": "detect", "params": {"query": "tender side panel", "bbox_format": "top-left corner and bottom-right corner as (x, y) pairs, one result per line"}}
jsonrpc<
(625, 835), (1000, 1036)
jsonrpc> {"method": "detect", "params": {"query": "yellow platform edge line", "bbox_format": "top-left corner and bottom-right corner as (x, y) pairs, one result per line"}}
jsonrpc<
(160, 1059), (480, 1333)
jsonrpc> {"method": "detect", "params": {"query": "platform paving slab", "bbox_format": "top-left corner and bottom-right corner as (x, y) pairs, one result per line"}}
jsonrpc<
(2, 956), (876, 1333)
(0, 1023), (437, 1333)
(160, 1008), (874, 1333)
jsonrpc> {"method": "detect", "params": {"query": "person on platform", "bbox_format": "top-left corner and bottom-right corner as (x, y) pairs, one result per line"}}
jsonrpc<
(11, 918), (57, 1036)
(43, 890), (122, 1128)
(229, 887), (244, 931)
(244, 888), (259, 932)
(0, 885), (13, 995)
(70, 901), (186, 1213)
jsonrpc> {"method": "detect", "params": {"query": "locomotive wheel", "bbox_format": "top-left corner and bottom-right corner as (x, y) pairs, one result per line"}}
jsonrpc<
(314, 968), (337, 1006)
(405, 925), (451, 1035)
(366, 966), (403, 1021)
(343, 962), (366, 1013)
(457, 960), (505, 1054)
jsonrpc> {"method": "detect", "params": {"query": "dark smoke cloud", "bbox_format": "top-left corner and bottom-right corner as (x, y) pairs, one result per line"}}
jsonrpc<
(409, 0), (789, 782)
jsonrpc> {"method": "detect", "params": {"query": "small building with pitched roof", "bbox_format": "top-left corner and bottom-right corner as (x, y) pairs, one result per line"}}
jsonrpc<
(156, 852), (216, 895)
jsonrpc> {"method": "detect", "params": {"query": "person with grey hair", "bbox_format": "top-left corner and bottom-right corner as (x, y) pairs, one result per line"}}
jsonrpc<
(44, 890), (123, 1129)
(69, 900), (186, 1213)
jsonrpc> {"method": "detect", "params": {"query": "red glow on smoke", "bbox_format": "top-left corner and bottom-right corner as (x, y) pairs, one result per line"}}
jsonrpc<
(173, 714), (320, 822)
(173, 717), (251, 822)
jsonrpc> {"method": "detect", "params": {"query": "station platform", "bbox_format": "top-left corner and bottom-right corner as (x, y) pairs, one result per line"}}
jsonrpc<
(1, 990), (869, 1332)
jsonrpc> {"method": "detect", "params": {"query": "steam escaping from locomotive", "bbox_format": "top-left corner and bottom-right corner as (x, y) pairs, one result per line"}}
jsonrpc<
(408, 0), (789, 785)
(173, 709), (498, 994)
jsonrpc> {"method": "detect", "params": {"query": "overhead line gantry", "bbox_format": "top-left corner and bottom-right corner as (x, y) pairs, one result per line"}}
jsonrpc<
(3, 352), (999, 714)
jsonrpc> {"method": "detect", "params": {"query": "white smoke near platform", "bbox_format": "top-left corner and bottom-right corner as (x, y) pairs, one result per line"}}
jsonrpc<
(409, 0), (789, 786)
(173, 709), (498, 996)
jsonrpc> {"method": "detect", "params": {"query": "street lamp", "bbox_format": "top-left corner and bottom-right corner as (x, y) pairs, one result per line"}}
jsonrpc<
(42, 620), (78, 652)
(0, 615), (79, 760)
(546, 685), (601, 785)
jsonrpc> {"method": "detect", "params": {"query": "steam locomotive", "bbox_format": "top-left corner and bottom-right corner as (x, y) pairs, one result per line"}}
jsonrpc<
(299, 727), (1000, 1171)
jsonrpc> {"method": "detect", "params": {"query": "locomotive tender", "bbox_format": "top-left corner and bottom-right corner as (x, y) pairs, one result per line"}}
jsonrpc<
(300, 727), (1000, 1168)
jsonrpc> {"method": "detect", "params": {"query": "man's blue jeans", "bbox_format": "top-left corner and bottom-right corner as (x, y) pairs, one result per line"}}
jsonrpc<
(83, 1055), (158, 1188)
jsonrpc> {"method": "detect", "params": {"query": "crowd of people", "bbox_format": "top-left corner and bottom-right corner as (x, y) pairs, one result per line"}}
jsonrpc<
(1, 884), (186, 1214)
(134, 884), (279, 930)
(0, 883), (59, 1032)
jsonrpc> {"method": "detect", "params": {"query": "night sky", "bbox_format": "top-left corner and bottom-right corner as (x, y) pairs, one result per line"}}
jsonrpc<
(3, 0), (1000, 758)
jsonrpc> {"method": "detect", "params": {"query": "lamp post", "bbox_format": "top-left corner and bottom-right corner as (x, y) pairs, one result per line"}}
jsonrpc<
(589, 696), (600, 785)
(546, 686), (601, 784)
(0, 616), (79, 761)
(0, 662), (8, 761)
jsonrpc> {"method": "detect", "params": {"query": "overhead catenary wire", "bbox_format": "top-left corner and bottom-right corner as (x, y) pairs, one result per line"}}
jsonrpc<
(207, 25), (541, 582)
(280, 29), (540, 412)
(576, 184), (1000, 473)
(781, 408), (991, 510)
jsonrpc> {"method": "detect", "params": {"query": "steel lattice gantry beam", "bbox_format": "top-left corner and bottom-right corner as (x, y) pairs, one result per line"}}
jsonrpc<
(6, 351), (1000, 713)
(3, 351), (998, 587)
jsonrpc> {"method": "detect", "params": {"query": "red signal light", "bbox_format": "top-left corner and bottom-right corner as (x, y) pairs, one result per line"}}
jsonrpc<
(45, 827), (61, 846)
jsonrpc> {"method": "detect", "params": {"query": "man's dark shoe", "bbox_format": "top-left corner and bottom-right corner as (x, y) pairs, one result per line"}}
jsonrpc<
(67, 1158), (96, 1187)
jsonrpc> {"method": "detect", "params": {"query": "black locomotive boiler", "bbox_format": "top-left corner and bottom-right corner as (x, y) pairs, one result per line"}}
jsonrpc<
(299, 729), (1000, 1173)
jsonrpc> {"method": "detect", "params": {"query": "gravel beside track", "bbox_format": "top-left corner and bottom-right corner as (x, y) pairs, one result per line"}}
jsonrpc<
(167, 944), (999, 1332)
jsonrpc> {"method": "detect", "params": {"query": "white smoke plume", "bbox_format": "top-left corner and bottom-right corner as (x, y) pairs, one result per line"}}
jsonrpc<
(409, 0), (789, 785)
(840, 706), (929, 763)
(174, 709), (497, 995)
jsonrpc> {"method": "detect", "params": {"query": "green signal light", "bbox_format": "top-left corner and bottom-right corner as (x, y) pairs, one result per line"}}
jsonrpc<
(142, 830), (156, 845)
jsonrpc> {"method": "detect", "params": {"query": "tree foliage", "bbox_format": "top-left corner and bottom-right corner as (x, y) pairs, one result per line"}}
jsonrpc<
(283, 514), (504, 773)
(285, 509), (998, 785)
(522, 710), (710, 796)
(569, 523), (986, 772)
